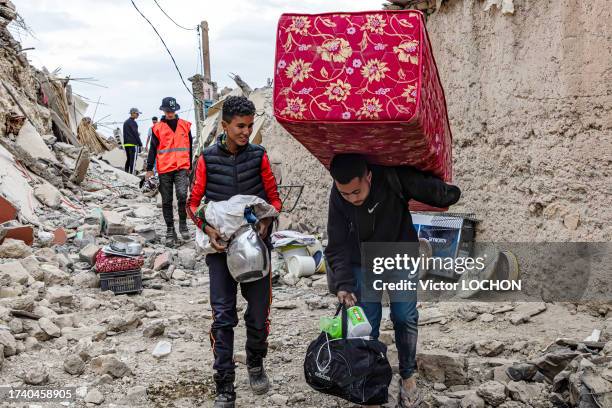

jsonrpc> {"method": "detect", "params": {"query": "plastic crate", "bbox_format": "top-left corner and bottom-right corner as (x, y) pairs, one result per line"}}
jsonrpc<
(99, 269), (143, 295)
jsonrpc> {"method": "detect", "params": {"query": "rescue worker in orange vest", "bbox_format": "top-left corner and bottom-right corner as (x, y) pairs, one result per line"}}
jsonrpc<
(145, 97), (192, 246)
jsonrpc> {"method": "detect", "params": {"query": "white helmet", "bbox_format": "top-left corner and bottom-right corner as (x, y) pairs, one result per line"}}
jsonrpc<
(227, 225), (270, 283)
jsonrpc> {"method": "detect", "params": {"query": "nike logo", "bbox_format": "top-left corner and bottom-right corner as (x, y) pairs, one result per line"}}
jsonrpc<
(368, 202), (380, 214)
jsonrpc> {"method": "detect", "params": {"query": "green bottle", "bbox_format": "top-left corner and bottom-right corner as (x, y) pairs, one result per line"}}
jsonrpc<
(319, 316), (342, 339)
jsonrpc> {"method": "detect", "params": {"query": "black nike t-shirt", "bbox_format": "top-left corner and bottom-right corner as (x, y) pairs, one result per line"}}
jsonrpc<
(354, 167), (416, 243)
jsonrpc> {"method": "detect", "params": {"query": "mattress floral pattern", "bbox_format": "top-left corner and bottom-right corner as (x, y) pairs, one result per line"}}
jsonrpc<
(273, 10), (453, 210)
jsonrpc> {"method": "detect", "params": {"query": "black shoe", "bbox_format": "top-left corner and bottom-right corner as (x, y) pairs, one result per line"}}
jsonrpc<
(178, 221), (190, 240)
(165, 227), (178, 246)
(248, 365), (270, 395)
(213, 383), (236, 408)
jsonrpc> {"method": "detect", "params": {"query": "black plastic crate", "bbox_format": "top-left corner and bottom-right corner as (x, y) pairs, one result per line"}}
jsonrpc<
(99, 269), (143, 295)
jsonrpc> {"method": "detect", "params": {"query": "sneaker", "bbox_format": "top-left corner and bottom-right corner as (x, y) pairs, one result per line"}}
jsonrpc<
(248, 366), (270, 395)
(165, 227), (178, 246)
(213, 383), (235, 408)
(178, 221), (190, 240)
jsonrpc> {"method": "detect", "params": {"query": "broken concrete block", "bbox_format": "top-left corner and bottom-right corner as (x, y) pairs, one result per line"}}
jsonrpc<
(417, 350), (468, 386)
(143, 319), (166, 338)
(41, 263), (70, 285)
(64, 354), (86, 375)
(509, 303), (547, 325)
(0, 328), (17, 356)
(153, 252), (172, 271)
(178, 248), (196, 269)
(34, 183), (62, 209)
(506, 381), (546, 404)
(460, 391), (485, 408)
(46, 286), (73, 305)
(476, 381), (508, 406)
(0, 260), (32, 285)
(16, 122), (58, 164)
(475, 340), (505, 357)
(38, 317), (61, 338)
(71, 270), (99, 288)
(0, 238), (33, 258)
(134, 206), (155, 218)
(90, 355), (132, 378)
(134, 225), (156, 243)
(79, 244), (100, 265)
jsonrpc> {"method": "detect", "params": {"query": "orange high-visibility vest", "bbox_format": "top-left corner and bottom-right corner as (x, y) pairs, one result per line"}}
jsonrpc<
(153, 119), (192, 174)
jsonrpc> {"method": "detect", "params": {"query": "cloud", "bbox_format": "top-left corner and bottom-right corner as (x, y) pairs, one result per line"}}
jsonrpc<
(16, 0), (383, 134)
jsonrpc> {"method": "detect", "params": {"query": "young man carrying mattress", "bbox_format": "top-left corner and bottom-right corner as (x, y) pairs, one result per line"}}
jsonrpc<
(325, 154), (461, 408)
(187, 96), (282, 408)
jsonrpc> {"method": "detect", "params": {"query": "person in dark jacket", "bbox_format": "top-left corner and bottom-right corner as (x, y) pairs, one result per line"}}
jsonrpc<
(325, 154), (461, 408)
(187, 96), (281, 408)
(122, 107), (143, 174)
(145, 97), (192, 245)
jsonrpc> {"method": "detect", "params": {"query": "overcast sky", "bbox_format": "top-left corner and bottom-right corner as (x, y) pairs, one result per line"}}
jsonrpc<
(16, 0), (382, 136)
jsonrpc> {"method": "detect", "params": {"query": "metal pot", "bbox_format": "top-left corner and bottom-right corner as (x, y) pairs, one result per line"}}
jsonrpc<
(227, 225), (269, 283)
(125, 242), (143, 256)
(109, 236), (134, 252)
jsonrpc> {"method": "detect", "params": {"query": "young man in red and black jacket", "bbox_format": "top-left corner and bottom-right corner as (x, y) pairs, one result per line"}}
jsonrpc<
(187, 96), (281, 408)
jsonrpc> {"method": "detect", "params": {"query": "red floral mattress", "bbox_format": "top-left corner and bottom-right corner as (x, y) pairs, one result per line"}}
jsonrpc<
(273, 10), (453, 211)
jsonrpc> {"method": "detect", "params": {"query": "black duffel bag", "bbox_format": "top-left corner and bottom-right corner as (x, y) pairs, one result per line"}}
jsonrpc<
(304, 304), (393, 405)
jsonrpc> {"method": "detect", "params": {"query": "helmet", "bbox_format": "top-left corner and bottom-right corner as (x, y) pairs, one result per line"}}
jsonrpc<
(227, 225), (270, 283)
(142, 176), (159, 197)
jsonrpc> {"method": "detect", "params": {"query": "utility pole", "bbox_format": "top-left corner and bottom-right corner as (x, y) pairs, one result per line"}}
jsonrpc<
(201, 21), (211, 83)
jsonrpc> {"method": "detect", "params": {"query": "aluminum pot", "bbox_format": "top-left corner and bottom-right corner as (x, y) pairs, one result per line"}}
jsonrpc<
(109, 236), (134, 252)
(125, 242), (143, 256)
(227, 225), (269, 283)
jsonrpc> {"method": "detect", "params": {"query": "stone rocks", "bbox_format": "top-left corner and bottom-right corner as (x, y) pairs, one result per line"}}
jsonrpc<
(45, 286), (73, 305)
(106, 313), (142, 333)
(461, 391), (486, 408)
(234, 351), (247, 365)
(0, 238), (32, 258)
(22, 364), (49, 385)
(143, 319), (166, 338)
(0, 260), (31, 284)
(64, 354), (86, 375)
(0, 329), (17, 356)
(506, 381), (546, 404)
(23, 320), (49, 342)
(433, 395), (460, 408)
(152, 340), (172, 358)
(134, 206), (155, 218)
(41, 263), (70, 285)
(178, 248), (196, 269)
(272, 300), (297, 310)
(417, 350), (468, 386)
(72, 270), (99, 288)
(0, 345), (3, 368)
(476, 381), (508, 406)
(135, 299), (157, 312)
(91, 355), (132, 378)
(38, 317), (61, 338)
(79, 244), (100, 265)
(126, 385), (147, 403)
(479, 313), (495, 323)
(153, 252), (172, 271)
(34, 183), (62, 209)
(172, 269), (187, 281)
(475, 340), (505, 357)
(85, 388), (105, 405)
(269, 394), (289, 406)
(508, 303), (547, 325)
